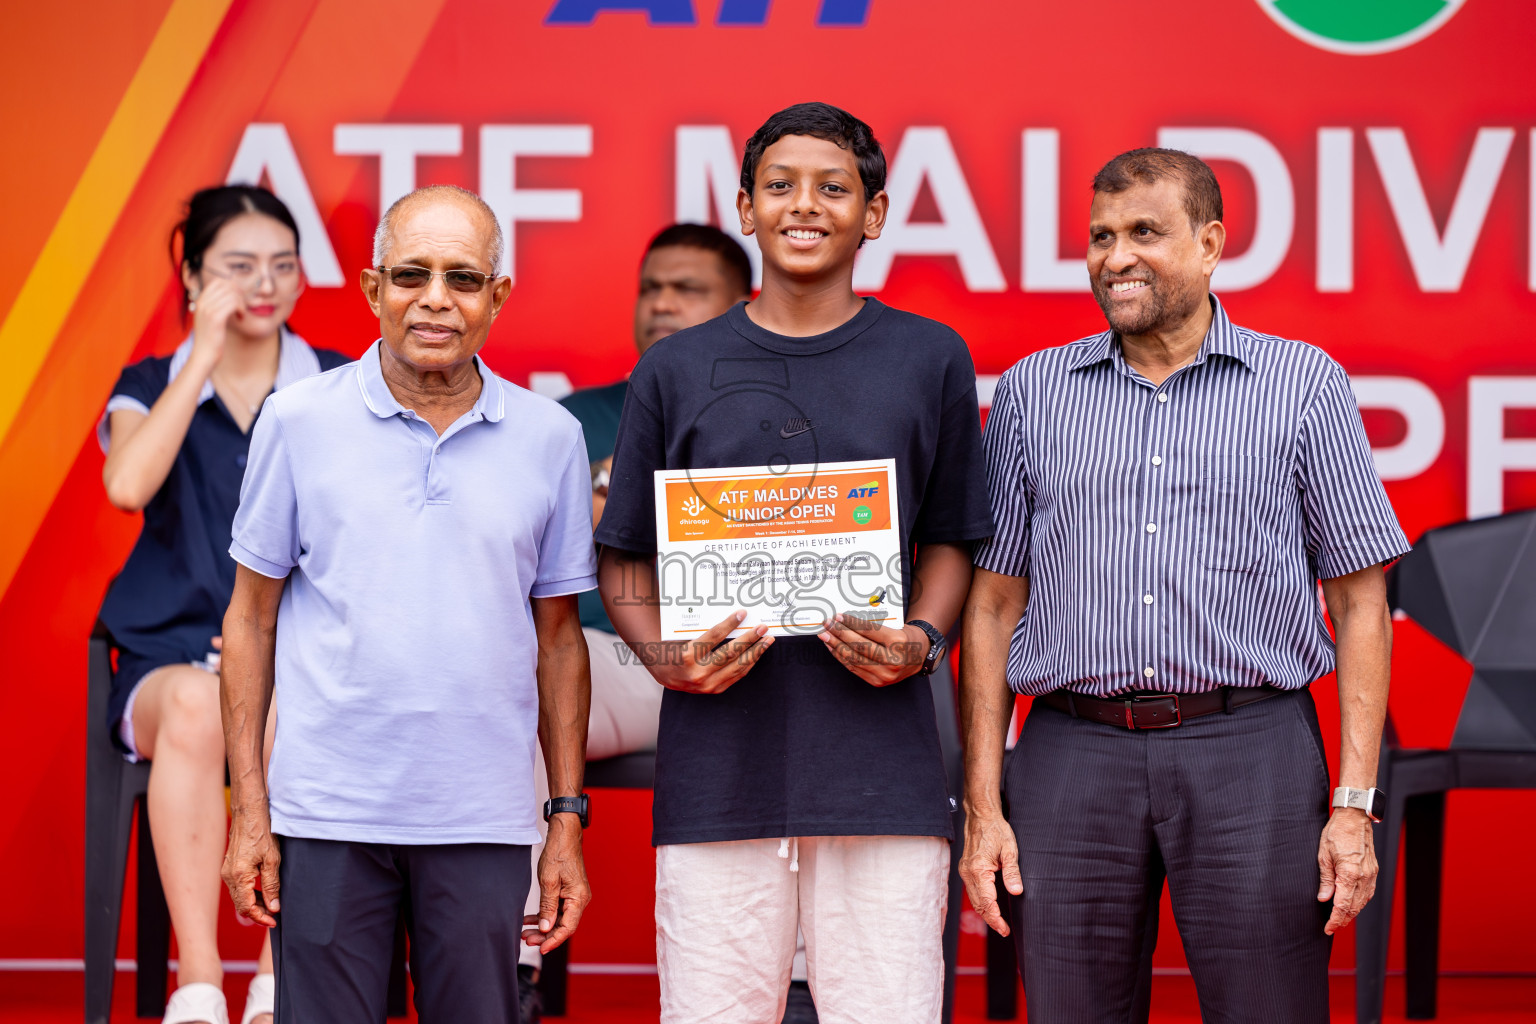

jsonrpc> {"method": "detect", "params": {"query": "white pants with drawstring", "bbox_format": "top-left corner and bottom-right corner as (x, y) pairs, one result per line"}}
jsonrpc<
(655, 834), (949, 1024)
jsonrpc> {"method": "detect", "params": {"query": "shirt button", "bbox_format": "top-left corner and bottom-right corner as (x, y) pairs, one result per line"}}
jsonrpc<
(1151, 455), (1163, 466)
(1146, 523), (1158, 534)
(1157, 393), (1169, 404)
(235, 454), (247, 468)
(1143, 594), (1154, 605)
(1143, 666), (1156, 678)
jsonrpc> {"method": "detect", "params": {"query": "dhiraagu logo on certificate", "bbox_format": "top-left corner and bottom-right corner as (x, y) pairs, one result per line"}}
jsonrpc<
(1256, 0), (1465, 54)
(654, 459), (904, 638)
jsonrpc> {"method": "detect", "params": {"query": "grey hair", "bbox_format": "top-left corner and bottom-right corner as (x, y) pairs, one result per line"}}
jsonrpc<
(372, 184), (505, 273)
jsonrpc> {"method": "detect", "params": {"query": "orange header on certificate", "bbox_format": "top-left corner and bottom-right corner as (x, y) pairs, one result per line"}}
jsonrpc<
(664, 465), (893, 543)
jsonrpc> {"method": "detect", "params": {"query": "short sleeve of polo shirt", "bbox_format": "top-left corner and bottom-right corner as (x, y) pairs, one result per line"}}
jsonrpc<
(531, 429), (601, 598)
(912, 343), (994, 546)
(97, 357), (168, 453)
(1296, 368), (1411, 579)
(593, 370), (665, 555)
(972, 366), (1032, 577)
(229, 400), (301, 579)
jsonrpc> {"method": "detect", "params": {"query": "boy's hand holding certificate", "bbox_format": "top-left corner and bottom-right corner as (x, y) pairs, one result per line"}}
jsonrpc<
(653, 458), (904, 639)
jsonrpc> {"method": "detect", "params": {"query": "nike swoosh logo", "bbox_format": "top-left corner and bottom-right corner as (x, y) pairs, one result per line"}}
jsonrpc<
(780, 425), (812, 438)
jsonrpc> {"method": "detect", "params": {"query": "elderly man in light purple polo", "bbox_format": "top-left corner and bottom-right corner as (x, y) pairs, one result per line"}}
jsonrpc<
(218, 184), (596, 1024)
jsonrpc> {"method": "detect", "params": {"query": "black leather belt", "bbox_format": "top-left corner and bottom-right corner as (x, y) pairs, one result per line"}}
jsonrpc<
(1037, 684), (1286, 730)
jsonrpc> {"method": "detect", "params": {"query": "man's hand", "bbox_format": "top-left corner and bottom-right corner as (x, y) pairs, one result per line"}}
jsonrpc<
(523, 815), (591, 953)
(222, 805), (281, 927)
(1317, 808), (1377, 935)
(640, 610), (773, 695)
(819, 613), (928, 686)
(959, 811), (1024, 936)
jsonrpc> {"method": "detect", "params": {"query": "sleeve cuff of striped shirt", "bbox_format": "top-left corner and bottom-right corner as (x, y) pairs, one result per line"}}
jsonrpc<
(1314, 540), (1413, 581)
(229, 540), (295, 580)
(530, 574), (600, 598)
(972, 542), (1028, 578)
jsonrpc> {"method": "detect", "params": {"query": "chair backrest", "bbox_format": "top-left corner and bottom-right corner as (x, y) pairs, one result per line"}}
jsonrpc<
(87, 621), (117, 754)
(1391, 509), (1536, 751)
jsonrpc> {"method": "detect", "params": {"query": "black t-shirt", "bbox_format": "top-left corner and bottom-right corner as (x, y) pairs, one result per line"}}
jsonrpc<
(595, 298), (993, 845)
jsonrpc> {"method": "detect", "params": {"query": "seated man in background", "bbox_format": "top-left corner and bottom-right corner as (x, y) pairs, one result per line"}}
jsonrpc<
(518, 223), (753, 1021)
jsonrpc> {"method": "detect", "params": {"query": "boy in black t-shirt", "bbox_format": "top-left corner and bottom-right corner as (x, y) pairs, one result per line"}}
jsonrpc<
(595, 103), (992, 1023)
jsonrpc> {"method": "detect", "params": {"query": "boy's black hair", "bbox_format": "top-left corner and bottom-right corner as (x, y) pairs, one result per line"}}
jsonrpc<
(645, 223), (754, 296)
(739, 102), (886, 200)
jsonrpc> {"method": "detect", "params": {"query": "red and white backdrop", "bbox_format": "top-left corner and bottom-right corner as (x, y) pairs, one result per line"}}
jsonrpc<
(1, 0), (1532, 976)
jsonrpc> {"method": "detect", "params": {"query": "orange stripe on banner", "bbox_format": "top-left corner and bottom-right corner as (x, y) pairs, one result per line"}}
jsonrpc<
(0, 0), (176, 321)
(0, 0), (451, 602)
(0, 0), (234, 450)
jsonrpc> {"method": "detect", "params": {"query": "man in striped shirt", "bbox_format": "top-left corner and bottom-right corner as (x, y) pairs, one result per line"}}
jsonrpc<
(957, 148), (1409, 1022)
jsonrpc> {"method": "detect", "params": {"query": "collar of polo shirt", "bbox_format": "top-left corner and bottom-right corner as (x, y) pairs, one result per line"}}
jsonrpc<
(167, 326), (322, 404)
(354, 338), (507, 424)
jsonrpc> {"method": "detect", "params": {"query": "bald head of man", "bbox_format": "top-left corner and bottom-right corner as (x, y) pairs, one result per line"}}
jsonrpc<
(362, 185), (511, 379)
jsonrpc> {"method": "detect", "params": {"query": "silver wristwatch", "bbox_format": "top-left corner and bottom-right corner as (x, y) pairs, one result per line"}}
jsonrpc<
(1331, 786), (1385, 822)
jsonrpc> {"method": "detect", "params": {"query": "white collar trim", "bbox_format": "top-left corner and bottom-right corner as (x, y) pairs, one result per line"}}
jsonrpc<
(167, 327), (322, 405)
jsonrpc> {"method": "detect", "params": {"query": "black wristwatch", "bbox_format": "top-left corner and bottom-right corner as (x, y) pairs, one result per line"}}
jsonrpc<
(544, 795), (590, 828)
(907, 619), (947, 676)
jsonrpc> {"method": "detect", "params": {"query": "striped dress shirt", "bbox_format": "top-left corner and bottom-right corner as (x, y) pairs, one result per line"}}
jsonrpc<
(974, 296), (1410, 697)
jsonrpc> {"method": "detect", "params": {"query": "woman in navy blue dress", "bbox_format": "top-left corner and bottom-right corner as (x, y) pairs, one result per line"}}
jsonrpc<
(98, 186), (349, 1024)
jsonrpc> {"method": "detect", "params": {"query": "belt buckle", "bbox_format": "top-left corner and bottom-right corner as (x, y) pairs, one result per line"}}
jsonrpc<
(1123, 693), (1181, 730)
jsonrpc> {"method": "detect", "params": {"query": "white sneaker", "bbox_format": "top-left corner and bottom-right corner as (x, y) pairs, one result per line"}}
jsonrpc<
(240, 973), (275, 1024)
(162, 981), (230, 1024)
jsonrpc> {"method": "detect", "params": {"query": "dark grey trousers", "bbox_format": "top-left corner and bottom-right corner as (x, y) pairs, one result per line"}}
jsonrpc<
(1005, 687), (1333, 1023)
(271, 836), (531, 1024)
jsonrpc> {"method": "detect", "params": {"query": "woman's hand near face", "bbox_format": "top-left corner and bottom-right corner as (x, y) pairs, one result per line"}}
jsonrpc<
(188, 274), (243, 373)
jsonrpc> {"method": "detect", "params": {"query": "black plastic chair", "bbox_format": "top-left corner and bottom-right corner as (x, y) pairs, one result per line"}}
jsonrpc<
(85, 622), (171, 1022)
(85, 623), (409, 1020)
(541, 662), (968, 1024)
(1355, 510), (1536, 1024)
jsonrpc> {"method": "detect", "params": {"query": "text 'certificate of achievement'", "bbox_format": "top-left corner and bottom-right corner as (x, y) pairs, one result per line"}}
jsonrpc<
(654, 459), (903, 639)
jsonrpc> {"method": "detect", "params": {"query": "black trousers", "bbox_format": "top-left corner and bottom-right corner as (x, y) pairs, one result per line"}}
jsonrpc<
(271, 837), (531, 1024)
(1005, 687), (1333, 1023)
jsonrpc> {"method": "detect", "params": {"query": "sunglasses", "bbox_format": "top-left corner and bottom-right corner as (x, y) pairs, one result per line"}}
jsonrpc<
(377, 265), (496, 293)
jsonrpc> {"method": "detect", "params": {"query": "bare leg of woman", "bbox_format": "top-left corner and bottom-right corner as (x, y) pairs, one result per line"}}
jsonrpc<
(133, 666), (230, 994)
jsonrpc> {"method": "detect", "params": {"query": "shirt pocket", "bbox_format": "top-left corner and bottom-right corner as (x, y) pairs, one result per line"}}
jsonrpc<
(1198, 455), (1292, 575)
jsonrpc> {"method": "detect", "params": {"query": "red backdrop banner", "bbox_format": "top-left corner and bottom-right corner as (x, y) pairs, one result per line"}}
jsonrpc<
(1, 0), (1532, 975)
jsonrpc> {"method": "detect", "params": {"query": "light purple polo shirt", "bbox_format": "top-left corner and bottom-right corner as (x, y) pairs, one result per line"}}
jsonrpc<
(230, 340), (597, 845)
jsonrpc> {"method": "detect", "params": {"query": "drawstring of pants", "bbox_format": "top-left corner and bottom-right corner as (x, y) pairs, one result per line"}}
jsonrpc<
(777, 836), (800, 872)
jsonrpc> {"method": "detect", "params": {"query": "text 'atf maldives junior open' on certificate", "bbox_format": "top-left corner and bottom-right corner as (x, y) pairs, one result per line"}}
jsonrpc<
(653, 459), (903, 639)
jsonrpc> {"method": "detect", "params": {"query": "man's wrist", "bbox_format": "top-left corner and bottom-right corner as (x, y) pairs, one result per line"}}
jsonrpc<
(229, 800), (269, 820)
(904, 624), (931, 664)
(225, 786), (265, 810)
(1329, 806), (1373, 830)
(962, 796), (1006, 820)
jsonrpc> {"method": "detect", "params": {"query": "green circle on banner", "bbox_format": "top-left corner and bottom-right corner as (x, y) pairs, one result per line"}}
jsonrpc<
(852, 505), (872, 526)
(1256, 0), (1465, 54)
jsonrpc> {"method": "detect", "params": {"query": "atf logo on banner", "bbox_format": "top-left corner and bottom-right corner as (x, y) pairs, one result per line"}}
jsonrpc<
(1256, 0), (1467, 54)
